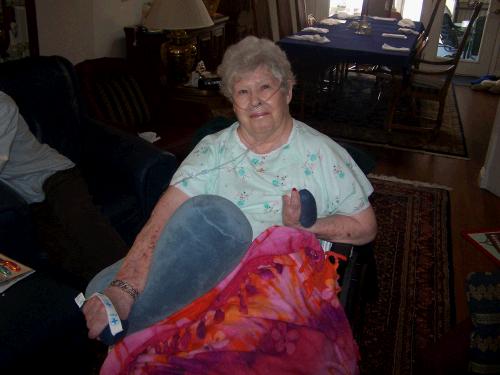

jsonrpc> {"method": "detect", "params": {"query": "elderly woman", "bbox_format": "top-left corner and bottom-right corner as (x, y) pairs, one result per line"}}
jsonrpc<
(83, 36), (376, 374)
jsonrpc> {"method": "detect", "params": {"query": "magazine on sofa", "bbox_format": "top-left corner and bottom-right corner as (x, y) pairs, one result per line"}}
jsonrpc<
(0, 253), (35, 293)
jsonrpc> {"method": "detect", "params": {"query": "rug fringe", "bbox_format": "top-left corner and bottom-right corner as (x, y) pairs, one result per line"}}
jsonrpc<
(368, 174), (453, 190)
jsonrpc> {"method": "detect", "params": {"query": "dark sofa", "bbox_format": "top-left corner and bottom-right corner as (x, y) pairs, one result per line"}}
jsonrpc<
(0, 55), (177, 372)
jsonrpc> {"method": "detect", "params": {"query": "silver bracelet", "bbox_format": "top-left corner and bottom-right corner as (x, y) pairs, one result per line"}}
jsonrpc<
(109, 279), (139, 301)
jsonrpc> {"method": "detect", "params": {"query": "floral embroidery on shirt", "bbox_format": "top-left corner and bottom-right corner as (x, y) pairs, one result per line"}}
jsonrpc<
(237, 191), (249, 207)
(303, 151), (320, 177)
(263, 200), (281, 214)
(333, 163), (345, 178)
(250, 156), (266, 173)
(250, 158), (260, 166)
(308, 153), (318, 162)
(238, 167), (247, 177)
(272, 174), (288, 187)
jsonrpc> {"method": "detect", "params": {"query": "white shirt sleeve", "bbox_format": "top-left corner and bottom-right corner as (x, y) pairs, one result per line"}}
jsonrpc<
(0, 92), (20, 173)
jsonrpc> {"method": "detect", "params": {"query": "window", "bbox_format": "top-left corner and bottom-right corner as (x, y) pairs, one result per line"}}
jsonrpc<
(329, 0), (423, 20)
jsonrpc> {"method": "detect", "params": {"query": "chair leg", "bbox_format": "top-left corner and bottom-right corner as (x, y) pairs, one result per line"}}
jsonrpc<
(435, 99), (446, 131)
(385, 92), (398, 131)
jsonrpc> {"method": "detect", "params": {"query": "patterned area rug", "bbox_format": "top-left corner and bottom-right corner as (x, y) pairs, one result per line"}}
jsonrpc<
(297, 74), (468, 158)
(360, 175), (454, 374)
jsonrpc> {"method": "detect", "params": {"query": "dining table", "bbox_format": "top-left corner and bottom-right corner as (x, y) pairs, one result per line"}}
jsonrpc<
(277, 16), (424, 119)
(278, 16), (424, 73)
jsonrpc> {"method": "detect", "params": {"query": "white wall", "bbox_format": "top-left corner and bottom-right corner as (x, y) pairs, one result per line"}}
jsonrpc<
(480, 101), (500, 197)
(93, 0), (144, 59)
(36, 0), (144, 64)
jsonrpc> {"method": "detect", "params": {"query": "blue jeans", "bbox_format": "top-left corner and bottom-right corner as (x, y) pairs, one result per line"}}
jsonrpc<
(86, 195), (253, 335)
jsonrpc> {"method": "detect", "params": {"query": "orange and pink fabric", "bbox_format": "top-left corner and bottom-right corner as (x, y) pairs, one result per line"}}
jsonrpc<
(101, 226), (359, 374)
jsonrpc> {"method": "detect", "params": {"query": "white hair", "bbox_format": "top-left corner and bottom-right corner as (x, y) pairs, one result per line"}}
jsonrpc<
(217, 36), (295, 100)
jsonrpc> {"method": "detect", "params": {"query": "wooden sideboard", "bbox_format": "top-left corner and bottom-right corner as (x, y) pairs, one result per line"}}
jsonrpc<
(124, 14), (229, 87)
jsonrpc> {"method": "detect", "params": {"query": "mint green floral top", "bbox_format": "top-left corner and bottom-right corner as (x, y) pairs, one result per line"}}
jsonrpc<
(171, 119), (373, 239)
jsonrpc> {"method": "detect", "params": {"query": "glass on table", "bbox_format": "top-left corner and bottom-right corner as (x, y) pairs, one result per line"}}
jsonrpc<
(355, 15), (372, 35)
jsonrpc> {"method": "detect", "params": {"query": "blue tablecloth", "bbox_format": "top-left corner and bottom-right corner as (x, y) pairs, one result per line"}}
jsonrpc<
(278, 17), (424, 70)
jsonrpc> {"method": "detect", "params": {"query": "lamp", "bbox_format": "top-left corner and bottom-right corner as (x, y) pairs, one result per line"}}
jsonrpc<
(144, 0), (214, 84)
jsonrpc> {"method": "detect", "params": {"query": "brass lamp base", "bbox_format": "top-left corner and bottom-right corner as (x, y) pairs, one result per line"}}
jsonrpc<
(161, 30), (197, 84)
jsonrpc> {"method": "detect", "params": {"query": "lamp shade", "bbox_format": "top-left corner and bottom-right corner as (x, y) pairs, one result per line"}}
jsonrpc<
(144, 0), (214, 30)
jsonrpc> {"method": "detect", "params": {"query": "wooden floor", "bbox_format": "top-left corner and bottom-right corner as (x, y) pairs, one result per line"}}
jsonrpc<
(362, 85), (499, 323)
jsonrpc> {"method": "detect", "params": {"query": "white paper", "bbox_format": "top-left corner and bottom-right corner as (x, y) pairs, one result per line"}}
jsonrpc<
(370, 16), (397, 22)
(398, 27), (420, 35)
(302, 27), (329, 34)
(288, 34), (330, 43)
(382, 33), (407, 39)
(319, 18), (346, 25)
(138, 131), (161, 143)
(397, 19), (415, 28)
(382, 43), (410, 52)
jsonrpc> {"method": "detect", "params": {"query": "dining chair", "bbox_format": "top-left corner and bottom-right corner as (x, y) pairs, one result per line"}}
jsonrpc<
(365, 0), (443, 79)
(384, 1), (482, 133)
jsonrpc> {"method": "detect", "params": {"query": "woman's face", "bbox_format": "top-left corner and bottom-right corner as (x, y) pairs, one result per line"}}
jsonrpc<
(232, 65), (292, 147)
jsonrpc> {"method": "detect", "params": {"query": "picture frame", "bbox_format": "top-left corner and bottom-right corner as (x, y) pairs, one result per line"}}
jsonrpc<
(0, 0), (38, 62)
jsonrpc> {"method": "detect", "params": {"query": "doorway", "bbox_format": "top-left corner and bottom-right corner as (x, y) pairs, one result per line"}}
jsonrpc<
(423, 0), (500, 76)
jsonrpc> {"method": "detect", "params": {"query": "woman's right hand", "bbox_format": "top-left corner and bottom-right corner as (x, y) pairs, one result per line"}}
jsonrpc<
(82, 286), (135, 340)
(81, 187), (189, 341)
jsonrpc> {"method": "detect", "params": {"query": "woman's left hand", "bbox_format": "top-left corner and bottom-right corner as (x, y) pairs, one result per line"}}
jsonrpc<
(282, 188), (302, 228)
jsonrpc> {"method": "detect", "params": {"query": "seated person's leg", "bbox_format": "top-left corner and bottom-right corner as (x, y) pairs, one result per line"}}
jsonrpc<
(86, 195), (253, 335)
(33, 167), (128, 286)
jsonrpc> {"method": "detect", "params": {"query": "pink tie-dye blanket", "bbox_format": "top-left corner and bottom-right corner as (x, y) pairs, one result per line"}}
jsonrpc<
(101, 226), (360, 374)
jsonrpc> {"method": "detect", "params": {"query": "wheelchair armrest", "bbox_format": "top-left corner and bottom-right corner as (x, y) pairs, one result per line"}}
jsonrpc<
(329, 241), (377, 324)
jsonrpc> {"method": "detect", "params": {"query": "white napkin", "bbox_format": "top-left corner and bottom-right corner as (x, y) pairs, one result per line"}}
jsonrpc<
(288, 34), (330, 43)
(319, 18), (346, 25)
(335, 11), (349, 20)
(382, 43), (410, 52)
(370, 16), (397, 21)
(302, 27), (329, 34)
(397, 18), (415, 28)
(382, 33), (407, 39)
(138, 131), (161, 143)
(398, 27), (420, 35)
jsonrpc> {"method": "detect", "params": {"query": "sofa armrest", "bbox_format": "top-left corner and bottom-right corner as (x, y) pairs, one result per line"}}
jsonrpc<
(81, 117), (178, 218)
(0, 181), (41, 266)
